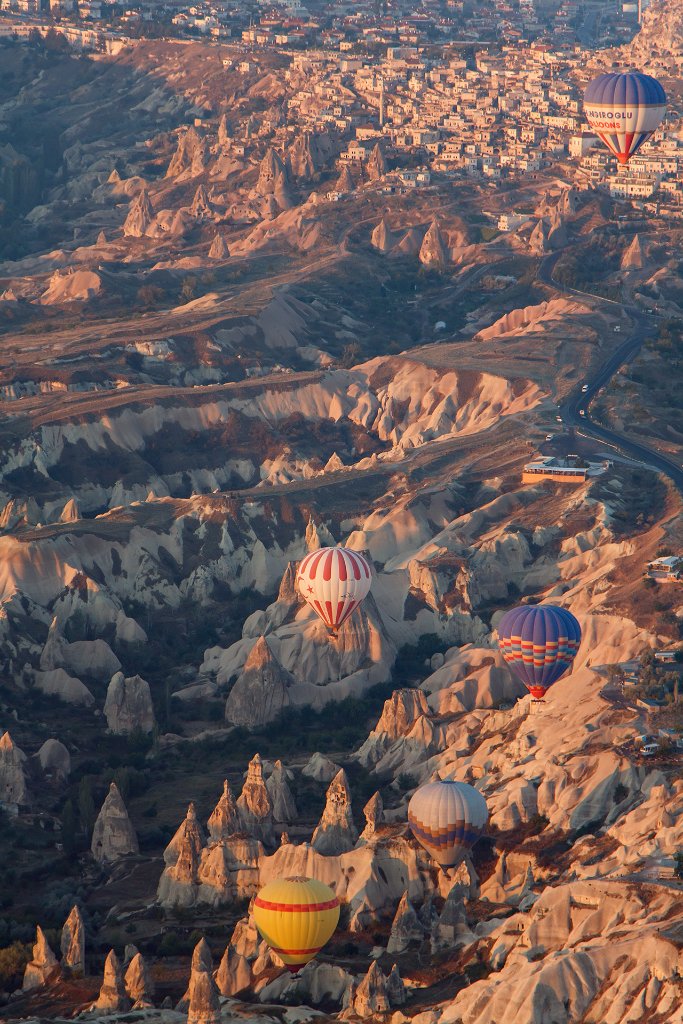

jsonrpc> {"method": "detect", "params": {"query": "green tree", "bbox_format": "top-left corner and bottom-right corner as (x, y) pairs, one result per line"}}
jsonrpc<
(61, 798), (78, 855)
(0, 941), (31, 992)
(606, 664), (625, 687)
(674, 851), (683, 879)
(180, 277), (197, 303)
(136, 284), (165, 309)
(78, 777), (96, 838)
(339, 341), (361, 368)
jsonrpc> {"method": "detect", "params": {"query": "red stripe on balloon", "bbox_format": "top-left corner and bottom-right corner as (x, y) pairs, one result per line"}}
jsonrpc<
(322, 549), (333, 582)
(255, 898), (339, 912)
(337, 549), (347, 581)
(306, 549), (326, 580)
(347, 550), (362, 580)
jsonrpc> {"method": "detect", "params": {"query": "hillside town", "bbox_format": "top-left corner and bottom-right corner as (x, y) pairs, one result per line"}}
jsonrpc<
(1, 0), (683, 1019)
(2, 0), (683, 213)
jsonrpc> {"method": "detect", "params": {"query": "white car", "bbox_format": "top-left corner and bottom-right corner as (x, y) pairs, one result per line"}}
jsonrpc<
(614, 326), (621, 333)
(556, 415), (563, 423)
(579, 409), (586, 416)
(545, 434), (553, 441)
(581, 384), (589, 392)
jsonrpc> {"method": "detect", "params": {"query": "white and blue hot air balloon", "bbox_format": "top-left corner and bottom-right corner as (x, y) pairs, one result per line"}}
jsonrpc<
(584, 71), (667, 165)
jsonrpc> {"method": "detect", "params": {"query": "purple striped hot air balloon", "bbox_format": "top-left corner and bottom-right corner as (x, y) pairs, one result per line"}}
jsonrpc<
(584, 71), (666, 166)
(497, 604), (581, 700)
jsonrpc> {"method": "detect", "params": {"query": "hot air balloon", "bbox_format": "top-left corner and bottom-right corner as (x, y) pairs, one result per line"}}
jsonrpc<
(253, 876), (340, 973)
(497, 604), (581, 700)
(296, 546), (372, 635)
(408, 779), (488, 869)
(584, 71), (666, 165)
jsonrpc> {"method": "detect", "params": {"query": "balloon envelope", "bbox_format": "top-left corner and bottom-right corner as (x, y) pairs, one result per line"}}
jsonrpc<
(584, 71), (666, 165)
(408, 780), (488, 868)
(297, 546), (372, 633)
(498, 604), (581, 699)
(253, 876), (340, 972)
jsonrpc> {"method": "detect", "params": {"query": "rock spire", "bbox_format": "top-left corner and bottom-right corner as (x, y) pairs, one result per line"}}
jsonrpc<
(91, 782), (139, 864)
(311, 768), (357, 854)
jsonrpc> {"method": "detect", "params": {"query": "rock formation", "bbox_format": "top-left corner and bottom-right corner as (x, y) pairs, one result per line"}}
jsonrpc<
(622, 233), (644, 269)
(356, 688), (433, 769)
(59, 498), (80, 522)
(179, 937), (213, 1006)
(0, 731), (27, 808)
(181, 938), (221, 1024)
(351, 960), (390, 1015)
(237, 753), (274, 842)
(559, 186), (579, 215)
(188, 970), (221, 1024)
(22, 927), (59, 990)
(91, 950), (130, 1012)
(336, 163), (355, 192)
(305, 515), (335, 550)
(387, 891), (424, 953)
(166, 127), (207, 178)
(217, 114), (231, 147)
(215, 944), (251, 996)
(165, 801), (205, 866)
(39, 618), (120, 681)
(529, 217), (549, 254)
(225, 636), (292, 728)
(257, 147), (287, 195)
(61, 905), (85, 972)
(547, 208), (567, 249)
(124, 951), (155, 1008)
(265, 760), (298, 822)
(209, 234), (230, 260)
(387, 964), (406, 1006)
(430, 886), (472, 951)
(289, 133), (317, 180)
(207, 780), (239, 841)
(190, 184), (213, 220)
(123, 189), (154, 238)
(277, 561), (299, 603)
(103, 672), (155, 735)
(311, 768), (357, 854)
(367, 142), (387, 180)
(37, 737), (71, 781)
(419, 219), (448, 267)
(371, 217), (396, 253)
(91, 782), (139, 864)
(302, 751), (340, 782)
(358, 791), (384, 842)
(273, 169), (295, 211)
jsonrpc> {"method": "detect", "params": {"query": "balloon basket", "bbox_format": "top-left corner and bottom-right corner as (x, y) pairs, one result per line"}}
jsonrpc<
(529, 699), (545, 714)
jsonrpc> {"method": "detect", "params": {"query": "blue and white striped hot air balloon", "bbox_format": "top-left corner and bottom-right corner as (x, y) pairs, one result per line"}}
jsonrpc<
(584, 71), (666, 166)
(497, 604), (581, 701)
(408, 780), (488, 869)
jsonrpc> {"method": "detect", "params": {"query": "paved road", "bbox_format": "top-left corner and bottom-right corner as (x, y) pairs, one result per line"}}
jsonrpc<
(538, 252), (683, 493)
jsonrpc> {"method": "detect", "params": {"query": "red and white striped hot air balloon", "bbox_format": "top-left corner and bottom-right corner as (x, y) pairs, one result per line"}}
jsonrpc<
(296, 546), (372, 634)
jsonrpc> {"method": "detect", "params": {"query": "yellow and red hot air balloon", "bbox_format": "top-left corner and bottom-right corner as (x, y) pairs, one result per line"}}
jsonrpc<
(253, 876), (340, 973)
(296, 546), (372, 635)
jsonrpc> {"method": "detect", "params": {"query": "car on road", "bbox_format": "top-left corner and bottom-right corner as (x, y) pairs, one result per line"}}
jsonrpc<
(579, 410), (585, 416)
(581, 384), (589, 392)
(614, 326), (621, 333)
(545, 434), (553, 441)
(556, 415), (563, 422)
